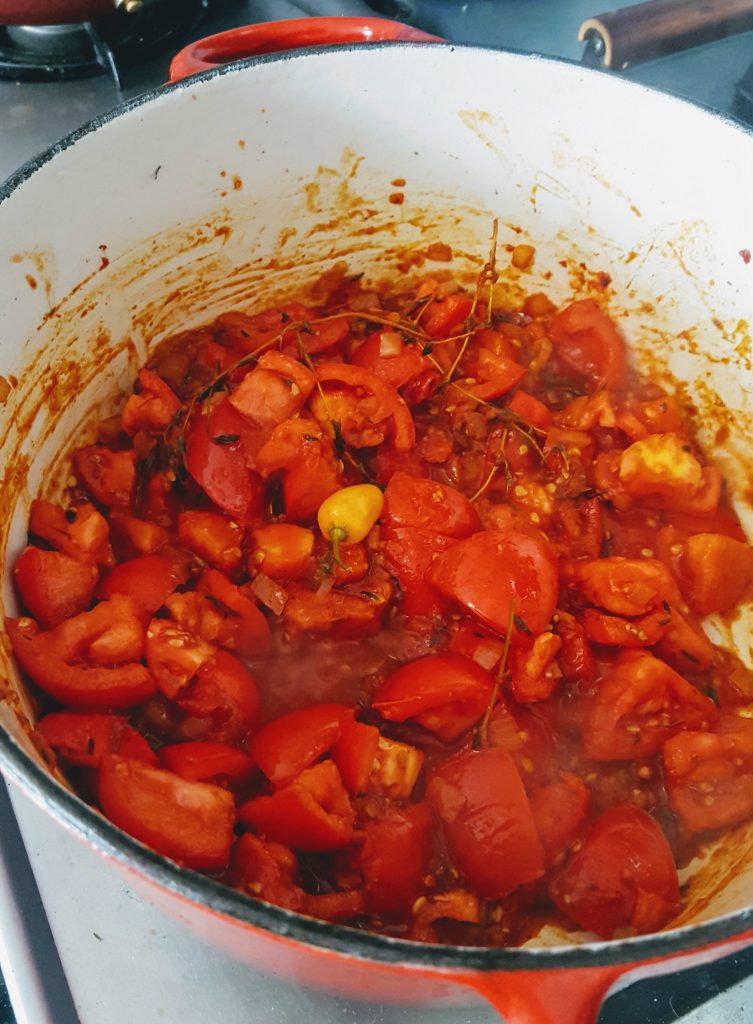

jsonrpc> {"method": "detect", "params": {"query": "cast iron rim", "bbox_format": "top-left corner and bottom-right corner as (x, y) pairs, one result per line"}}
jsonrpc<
(1, 40), (753, 974)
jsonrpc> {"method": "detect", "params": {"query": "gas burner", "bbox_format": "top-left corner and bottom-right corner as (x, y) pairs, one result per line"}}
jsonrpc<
(0, 0), (209, 82)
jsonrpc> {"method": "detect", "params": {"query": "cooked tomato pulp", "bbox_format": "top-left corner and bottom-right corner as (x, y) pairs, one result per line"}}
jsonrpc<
(11, 255), (753, 946)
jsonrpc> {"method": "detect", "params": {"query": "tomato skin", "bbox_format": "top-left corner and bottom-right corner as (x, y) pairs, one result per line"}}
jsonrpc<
(99, 755), (235, 870)
(250, 703), (355, 786)
(427, 748), (545, 899)
(238, 760), (355, 852)
(331, 720), (380, 795)
(507, 390), (553, 430)
(565, 557), (680, 618)
(73, 446), (137, 511)
(14, 546), (98, 629)
(7, 597), (155, 711)
(549, 299), (627, 391)
(463, 349), (526, 402)
(29, 500), (111, 564)
(315, 364), (415, 453)
(176, 649), (261, 745)
(663, 716), (753, 832)
(160, 741), (255, 785)
(184, 396), (264, 521)
(382, 471), (481, 539)
(121, 369), (181, 436)
(430, 528), (559, 640)
(352, 331), (428, 390)
(250, 524), (315, 581)
(97, 553), (187, 615)
(548, 804), (680, 939)
(509, 632), (563, 703)
(37, 712), (157, 768)
(529, 773), (590, 867)
(554, 612), (596, 689)
(372, 653), (494, 743)
(582, 650), (718, 761)
(111, 515), (169, 557)
(282, 578), (391, 639)
(360, 803), (434, 915)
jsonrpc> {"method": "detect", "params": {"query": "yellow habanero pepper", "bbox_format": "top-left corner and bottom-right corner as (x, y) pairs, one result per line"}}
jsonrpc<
(317, 484), (384, 571)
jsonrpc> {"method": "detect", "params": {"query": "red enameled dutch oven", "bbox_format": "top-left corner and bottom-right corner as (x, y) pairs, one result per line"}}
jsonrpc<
(2, 16), (753, 1024)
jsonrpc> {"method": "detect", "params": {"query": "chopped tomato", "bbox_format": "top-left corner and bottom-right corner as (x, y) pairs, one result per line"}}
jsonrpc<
(7, 596), (154, 710)
(381, 525), (453, 617)
(177, 510), (244, 574)
(229, 832), (302, 910)
(238, 760), (355, 852)
(160, 741), (255, 785)
(97, 552), (188, 615)
(548, 299), (627, 391)
(450, 620), (505, 673)
(565, 557), (680, 618)
(110, 515), (169, 557)
(184, 395), (264, 520)
(421, 293), (472, 339)
(582, 651), (718, 761)
(283, 577), (391, 639)
(351, 330), (428, 390)
(314, 363), (415, 452)
(145, 618), (216, 699)
(663, 716), (753, 832)
(250, 703), (354, 786)
(530, 773), (590, 867)
(427, 749), (545, 899)
(99, 755), (235, 870)
(509, 632), (563, 703)
(228, 351), (316, 430)
(37, 712), (157, 768)
(554, 611), (596, 689)
(582, 608), (668, 648)
(507, 390), (552, 430)
(14, 546), (98, 629)
(382, 471), (481, 538)
(175, 649), (261, 744)
(73, 446), (137, 511)
(195, 569), (271, 657)
(548, 804), (680, 938)
(250, 524), (315, 581)
(28, 500), (111, 564)
(121, 369), (181, 436)
(331, 720), (380, 795)
(618, 433), (721, 514)
(254, 418), (342, 522)
(372, 653), (494, 743)
(360, 803), (434, 915)
(680, 534), (753, 615)
(462, 349), (526, 402)
(430, 528), (559, 640)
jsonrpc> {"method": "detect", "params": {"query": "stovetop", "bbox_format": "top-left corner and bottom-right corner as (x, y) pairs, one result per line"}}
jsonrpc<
(2, 2), (753, 1023)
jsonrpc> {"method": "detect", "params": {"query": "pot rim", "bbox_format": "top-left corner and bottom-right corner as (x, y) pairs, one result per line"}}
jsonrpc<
(2, 40), (753, 971)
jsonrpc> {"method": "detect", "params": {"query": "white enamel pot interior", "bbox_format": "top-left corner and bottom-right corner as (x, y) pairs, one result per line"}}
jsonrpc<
(2, 42), (753, 1024)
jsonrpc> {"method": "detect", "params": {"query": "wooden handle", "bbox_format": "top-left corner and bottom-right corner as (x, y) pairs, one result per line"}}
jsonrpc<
(579, 0), (753, 69)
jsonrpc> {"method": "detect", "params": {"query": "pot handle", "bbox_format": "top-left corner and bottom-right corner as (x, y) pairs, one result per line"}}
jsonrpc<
(460, 964), (625, 1024)
(169, 16), (442, 83)
(579, 0), (753, 70)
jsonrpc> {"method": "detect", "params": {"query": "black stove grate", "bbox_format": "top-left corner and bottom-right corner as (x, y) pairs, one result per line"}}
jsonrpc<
(0, 0), (209, 82)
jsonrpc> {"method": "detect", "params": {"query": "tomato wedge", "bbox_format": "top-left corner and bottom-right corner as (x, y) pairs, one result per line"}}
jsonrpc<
(14, 546), (98, 629)
(238, 760), (355, 852)
(372, 653), (494, 742)
(549, 804), (680, 938)
(382, 471), (481, 538)
(549, 299), (627, 391)
(250, 703), (354, 786)
(121, 369), (181, 436)
(427, 748), (545, 898)
(175, 649), (262, 744)
(529, 773), (590, 867)
(99, 755), (235, 870)
(37, 712), (157, 768)
(360, 803), (434, 915)
(582, 650), (718, 761)
(430, 528), (558, 640)
(7, 596), (155, 711)
(97, 553), (188, 615)
(160, 741), (255, 785)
